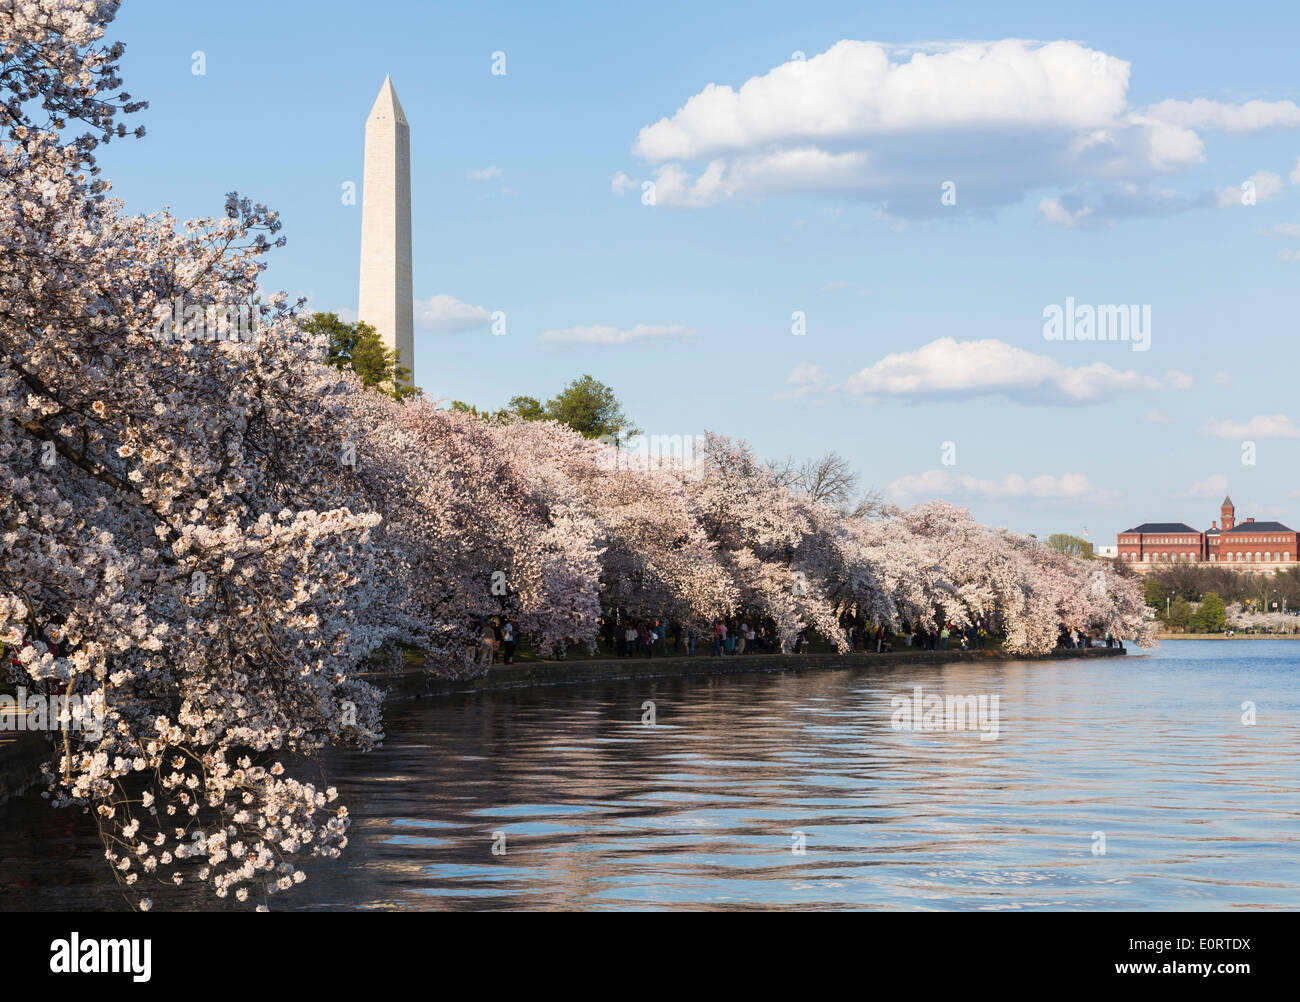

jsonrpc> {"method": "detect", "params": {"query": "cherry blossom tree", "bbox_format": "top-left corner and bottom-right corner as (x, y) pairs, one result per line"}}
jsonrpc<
(0, 0), (1155, 911)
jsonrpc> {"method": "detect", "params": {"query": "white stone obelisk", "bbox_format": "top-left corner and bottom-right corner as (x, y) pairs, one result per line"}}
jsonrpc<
(358, 76), (414, 384)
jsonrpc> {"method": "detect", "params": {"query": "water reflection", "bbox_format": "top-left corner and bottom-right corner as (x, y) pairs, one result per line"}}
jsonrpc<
(1, 641), (1298, 910)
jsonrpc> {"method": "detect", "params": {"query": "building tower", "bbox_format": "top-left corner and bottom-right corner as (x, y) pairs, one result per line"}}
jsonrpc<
(358, 76), (414, 384)
(1221, 495), (1235, 532)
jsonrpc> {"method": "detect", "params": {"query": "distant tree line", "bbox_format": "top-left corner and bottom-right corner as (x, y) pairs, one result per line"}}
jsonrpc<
(451, 374), (637, 441)
(1139, 564), (1300, 613)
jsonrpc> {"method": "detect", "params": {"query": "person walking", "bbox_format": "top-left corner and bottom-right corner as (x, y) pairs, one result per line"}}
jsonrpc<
(502, 619), (516, 665)
(624, 622), (637, 659)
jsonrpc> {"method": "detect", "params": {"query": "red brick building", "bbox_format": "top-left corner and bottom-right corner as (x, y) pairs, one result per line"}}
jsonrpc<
(1117, 496), (1299, 573)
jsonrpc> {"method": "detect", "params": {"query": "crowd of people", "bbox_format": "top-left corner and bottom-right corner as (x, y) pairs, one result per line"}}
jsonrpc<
(466, 614), (1116, 663)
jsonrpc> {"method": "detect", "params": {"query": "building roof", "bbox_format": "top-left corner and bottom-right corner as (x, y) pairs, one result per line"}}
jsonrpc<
(1123, 522), (1199, 534)
(1223, 495), (1234, 507)
(1223, 520), (1294, 533)
(1206, 526), (1219, 534)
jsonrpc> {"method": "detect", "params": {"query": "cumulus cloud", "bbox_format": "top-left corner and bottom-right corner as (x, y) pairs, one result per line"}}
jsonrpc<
(540, 323), (693, 345)
(1039, 181), (1208, 228)
(1200, 414), (1300, 439)
(775, 362), (830, 400)
(841, 337), (1189, 405)
(1143, 98), (1300, 132)
(1188, 473), (1230, 499)
(414, 294), (493, 333)
(618, 39), (1300, 220)
(467, 166), (502, 181)
(1038, 197), (1094, 229)
(1215, 170), (1284, 207)
(887, 469), (1096, 501)
(611, 170), (636, 195)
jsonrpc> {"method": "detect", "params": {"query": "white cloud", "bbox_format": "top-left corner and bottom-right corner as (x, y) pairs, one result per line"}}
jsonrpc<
(842, 337), (1187, 405)
(1188, 473), (1230, 499)
(776, 362), (830, 400)
(1212, 371), (1233, 385)
(611, 170), (636, 195)
(1280, 249), (1300, 262)
(1200, 414), (1300, 439)
(1271, 222), (1300, 236)
(540, 323), (693, 346)
(623, 39), (1286, 218)
(1039, 182), (1206, 229)
(1144, 410), (1174, 423)
(1038, 197), (1094, 229)
(635, 40), (1133, 162)
(1143, 98), (1300, 132)
(1292, 156), (1300, 184)
(887, 469), (1096, 501)
(414, 294), (493, 333)
(467, 166), (503, 181)
(1216, 170), (1284, 207)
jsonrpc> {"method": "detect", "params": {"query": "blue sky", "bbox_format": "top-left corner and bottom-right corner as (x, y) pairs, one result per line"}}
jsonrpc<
(98, 0), (1300, 543)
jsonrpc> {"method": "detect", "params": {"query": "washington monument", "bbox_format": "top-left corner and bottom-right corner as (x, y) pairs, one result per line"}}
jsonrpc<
(358, 76), (414, 383)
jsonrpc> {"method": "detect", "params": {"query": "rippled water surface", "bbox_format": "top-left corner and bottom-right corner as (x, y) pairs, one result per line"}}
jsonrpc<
(2, 640), (1298, 910)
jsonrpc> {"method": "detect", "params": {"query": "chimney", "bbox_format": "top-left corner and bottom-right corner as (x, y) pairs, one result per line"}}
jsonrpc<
(1212, 521), (1218, 530)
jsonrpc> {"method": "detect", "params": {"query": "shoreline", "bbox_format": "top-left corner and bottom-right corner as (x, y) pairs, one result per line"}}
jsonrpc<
(1156, 633), (1300, 640)
(365, 645), (1128, 701)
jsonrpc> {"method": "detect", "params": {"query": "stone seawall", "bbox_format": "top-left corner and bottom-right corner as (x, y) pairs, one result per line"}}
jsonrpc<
(364, 645), (1128, 701)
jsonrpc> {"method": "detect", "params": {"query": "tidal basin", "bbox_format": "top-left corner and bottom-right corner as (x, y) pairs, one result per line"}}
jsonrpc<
(1, 639), (1296, 911)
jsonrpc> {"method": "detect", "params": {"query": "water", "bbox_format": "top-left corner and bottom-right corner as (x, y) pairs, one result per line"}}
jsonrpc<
(2, 640), (1298, 911)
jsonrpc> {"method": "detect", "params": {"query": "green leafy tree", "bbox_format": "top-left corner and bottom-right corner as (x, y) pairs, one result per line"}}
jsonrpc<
(449, 377), (637, 439)
(1167, 596), (1193, 632)
(1143, 574), (1168, 610)
(302, 311), (419, 401)
(505, 395), (545, 421)
(1191, 592), (1227, 633)
(541, 375), (636, 440)
(1045, 533), (1094, 559)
